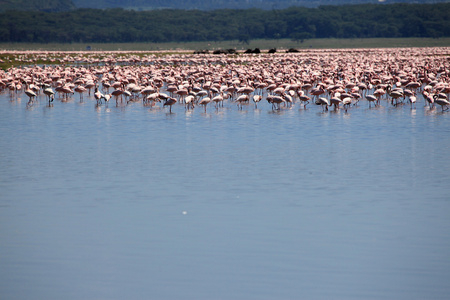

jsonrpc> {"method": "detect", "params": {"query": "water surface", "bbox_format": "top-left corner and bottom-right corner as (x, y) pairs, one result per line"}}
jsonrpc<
(1, 92), (450, 300)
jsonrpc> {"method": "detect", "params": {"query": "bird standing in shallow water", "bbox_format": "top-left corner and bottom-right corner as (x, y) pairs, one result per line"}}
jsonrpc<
(409, 95), (416, 109)
(198, 97), (211, 112)
(316, 97), (330, 111)
(43, 87), (55, 103)
(433, 94), (449, 111)
(25, 88), (36, 104)
(104, 94), (111, 107)
(252, 95), (262, 108)
(94, 87), (104, 105)
(48, 94), (54, 106)
(366, 94), (377, 108)
(75, 85), (86, 101)
(212, 93), (224, 109)
(330, 96), (342, 110)
(163, 97), (177, 113)
(343, 97), (352, 112)
(235, 94), (249, 109)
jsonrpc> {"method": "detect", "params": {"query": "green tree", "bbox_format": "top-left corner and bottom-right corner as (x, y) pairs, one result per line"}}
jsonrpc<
(290, 32), (312, 43)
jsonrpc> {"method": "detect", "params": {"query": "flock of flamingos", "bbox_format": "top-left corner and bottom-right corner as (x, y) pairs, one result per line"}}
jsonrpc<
(1, 47), (450, 113)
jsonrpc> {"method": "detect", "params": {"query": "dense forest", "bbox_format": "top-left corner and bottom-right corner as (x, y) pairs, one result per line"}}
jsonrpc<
(0, 0), (75, 12)
(0, 3), (449, 43)
(70, 0), (450, 10)
(2, 0), (448, 12)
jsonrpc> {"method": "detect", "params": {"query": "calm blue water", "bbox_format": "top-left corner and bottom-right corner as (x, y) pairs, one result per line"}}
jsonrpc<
(1, 91), (450, 300)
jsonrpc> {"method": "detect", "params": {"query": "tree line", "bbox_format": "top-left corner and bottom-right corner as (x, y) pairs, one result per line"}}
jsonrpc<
(0, 3), (449, 44)
(3, 0), (447, 12)
(70, 0), (450, 10)
(0, 0), (75, 13)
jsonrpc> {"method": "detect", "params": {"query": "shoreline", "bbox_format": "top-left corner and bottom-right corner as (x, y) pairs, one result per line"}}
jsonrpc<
(1, 37), (450, 52)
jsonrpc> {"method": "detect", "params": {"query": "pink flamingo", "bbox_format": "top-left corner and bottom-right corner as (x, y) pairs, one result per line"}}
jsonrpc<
(366, 95), (377, 108)
(198, 97), (211, 112)
(74, 85), (86, 101)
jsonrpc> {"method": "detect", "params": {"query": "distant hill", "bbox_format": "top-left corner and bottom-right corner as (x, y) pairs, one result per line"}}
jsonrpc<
(71, 0), (450, 10)
(1, 3), (448, 43)
(0, 0), (75, 12)
(1, 0), (448, 12)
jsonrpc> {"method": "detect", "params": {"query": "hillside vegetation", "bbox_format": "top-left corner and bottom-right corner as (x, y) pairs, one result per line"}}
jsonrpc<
(1, 0), (448, 12)
(70, 0), (450, 10)
(0, 3), (449, 43)
(0, 0), (75, 12)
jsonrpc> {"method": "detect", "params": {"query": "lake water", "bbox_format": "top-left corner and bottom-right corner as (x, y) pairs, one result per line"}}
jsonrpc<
(1, 89), (450, 299)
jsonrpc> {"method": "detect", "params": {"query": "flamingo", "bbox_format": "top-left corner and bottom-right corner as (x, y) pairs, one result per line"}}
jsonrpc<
(60, 85), (74, 101)
(212, 93), (224, 109)
(158, 92), (170, 103)
(284, 94), (293, 108)
(235, 94), (249, 109)
(310, 86), (325, 101)
(298, 94), (311, 109)
(104, 94), (111, 106)
(302, 83), (313, 95)
(330, 96), (342, 110)
(316, 97), (330, 111)
(252, 95), (262, 108)
(366, 94), (377, 108)
(423, 91), (434, 108)
(43, 87), (55, 103)
(145, 93), (160, 108)
(145, 92), (159, 105)
(7, 82), (16, 98)
(176, 88), (189, 103)
(237, 86), (254, 97)
(184, 95), (195, 110)
(351, 92), (361, 105)
(84, 81), (96, 95)
(111, 89), (124, 104)
(102, 81), (111, 92)
(405, 81), (421, 92)
(94, 87), (104, 105)
(433, 94), (449, 111)
(373, 88), (385, 106)
(198, 97), (211, 112)
(123, 90), (132, 103)
(269, 95), (285, 110)
(140, 86), (157, 99)
(273, 87), (285, 96)
(343, 97), (352, 112)
(74, 85), (87, 101)
(166, 85), (178, 97)
(25, 88), (37, 104)
(48, 94), (54, 106)
(409, 95), (416, 109)
(196, 90), (208, 101)
(387, 86), (404, 106)
(163, 97), (177, 113)
(0, 47), (448, 118)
